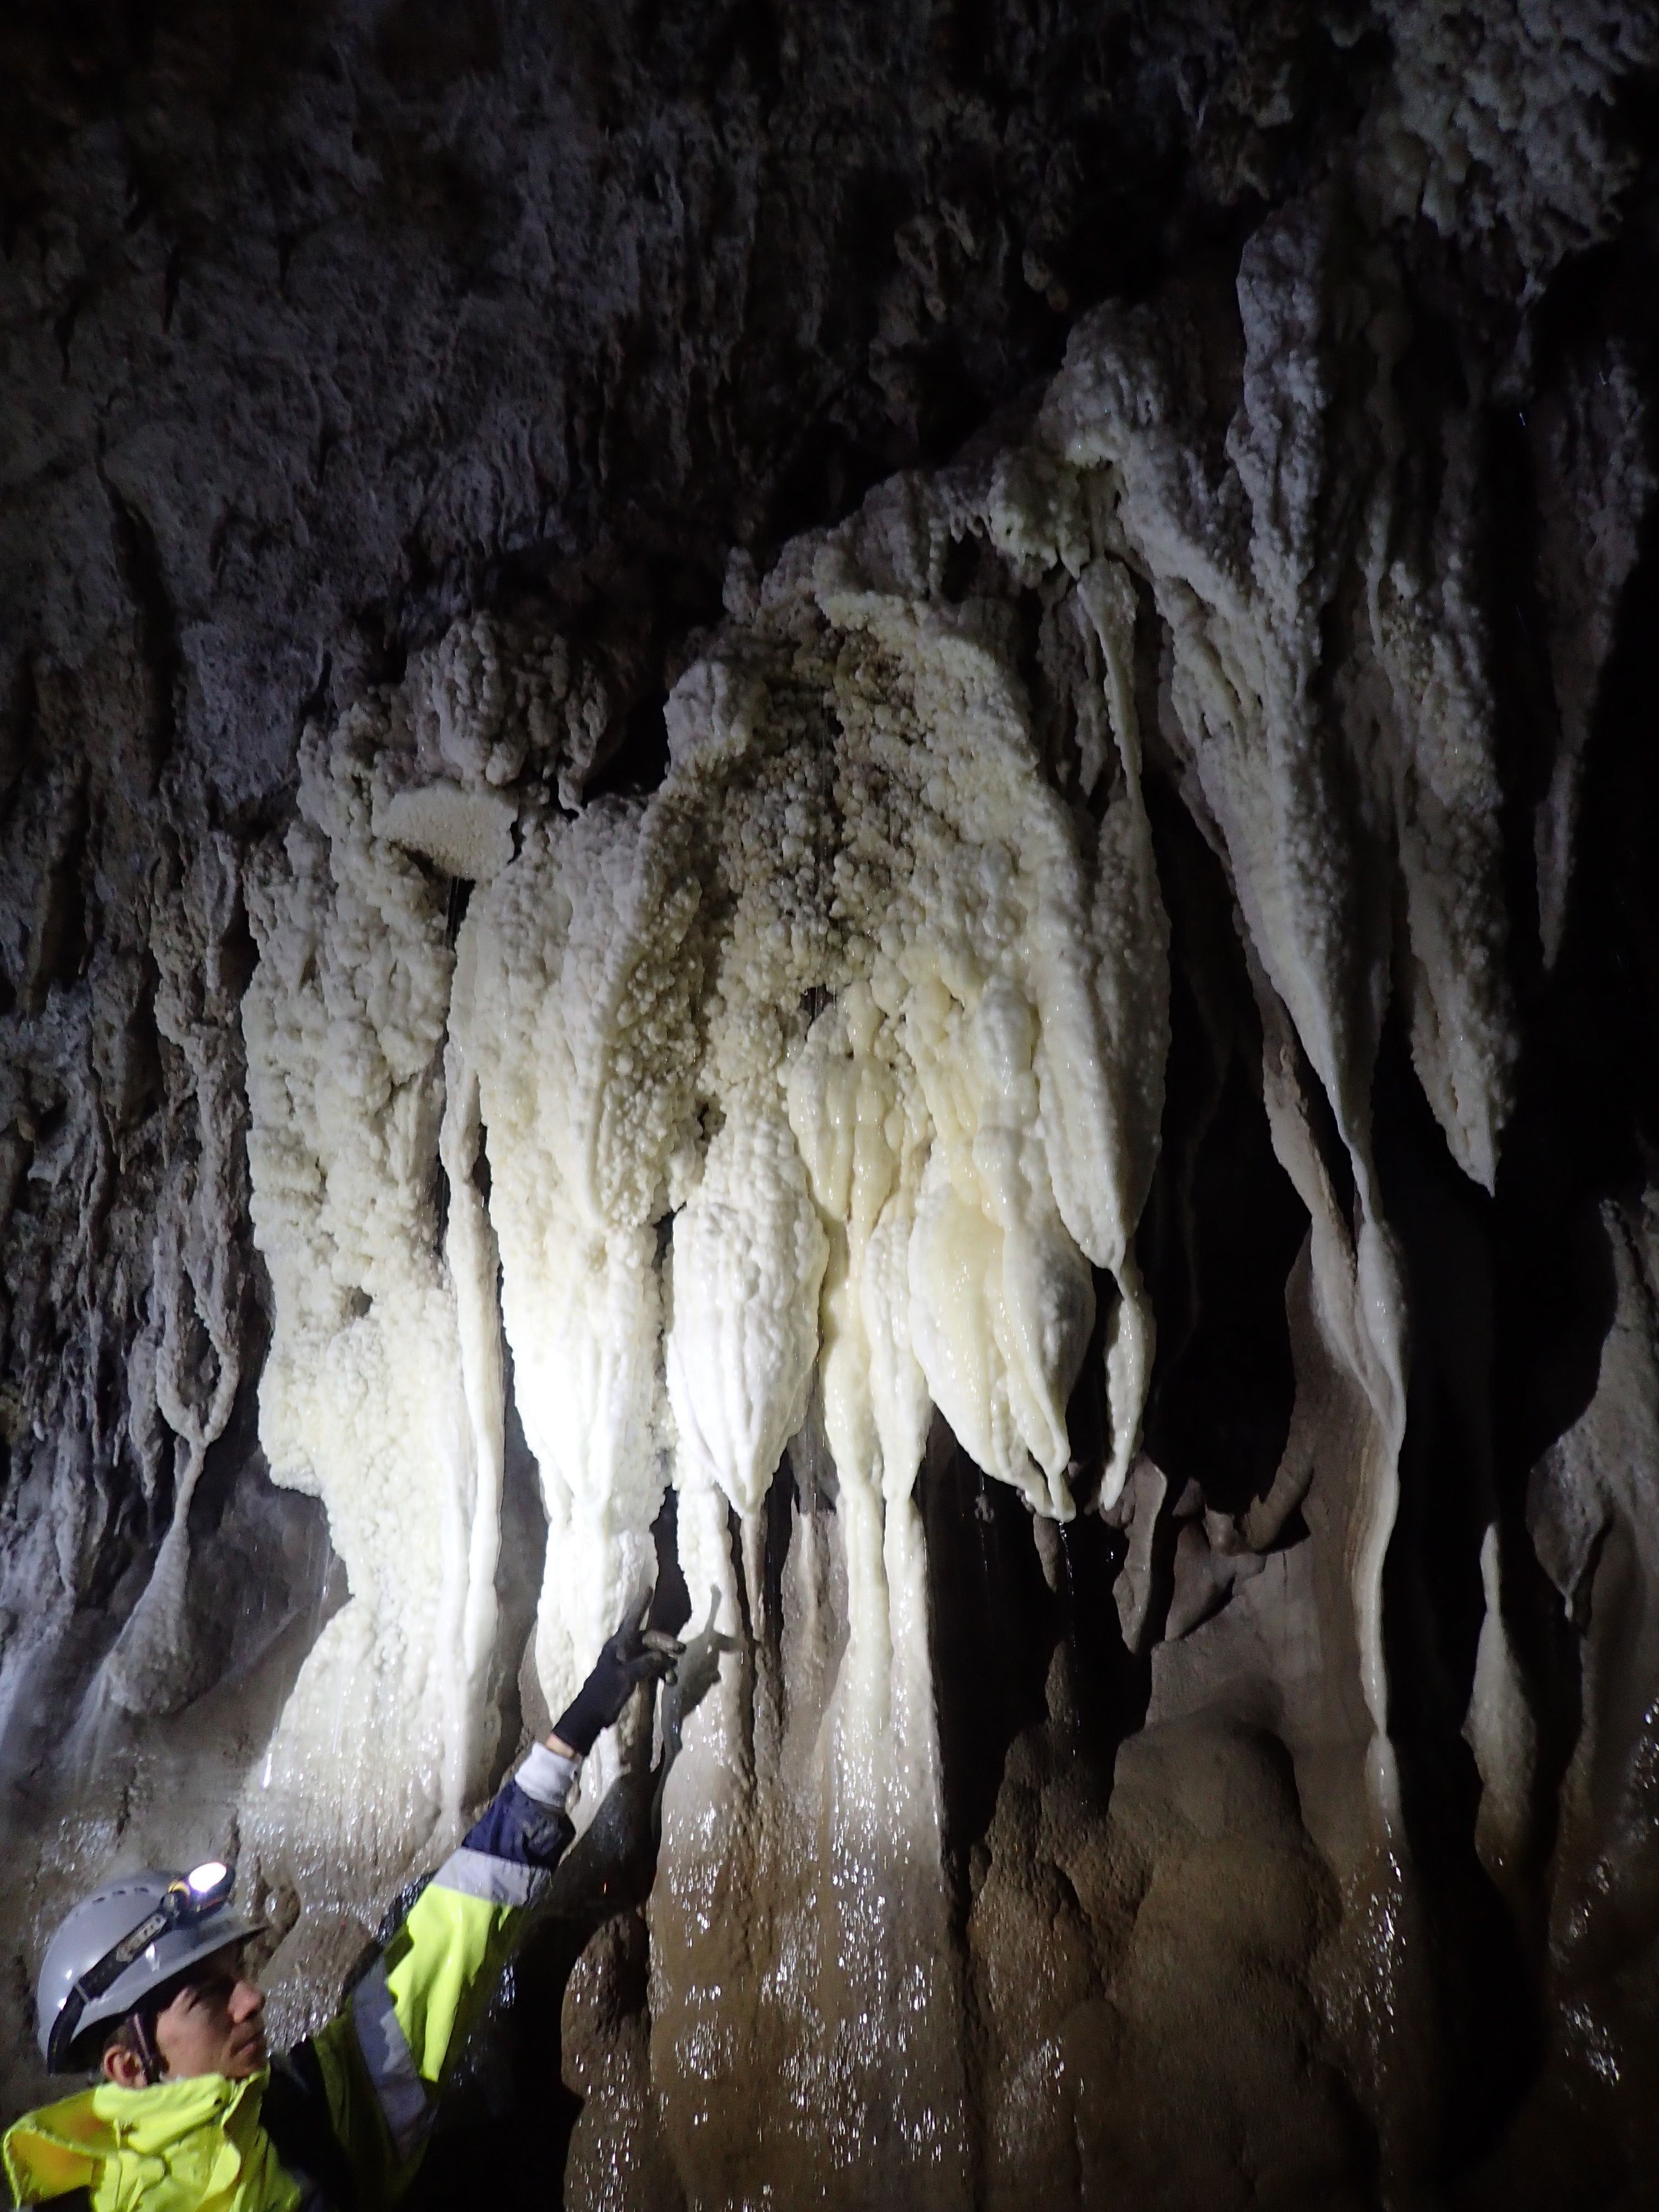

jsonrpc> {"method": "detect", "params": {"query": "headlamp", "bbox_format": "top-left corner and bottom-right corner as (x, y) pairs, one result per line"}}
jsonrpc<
(180, 1861), (233, 1911)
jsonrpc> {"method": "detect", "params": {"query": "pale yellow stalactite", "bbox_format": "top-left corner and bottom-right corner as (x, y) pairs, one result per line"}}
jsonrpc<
(666, 1098), (828, 1517)
(457, 807), (686, 1744)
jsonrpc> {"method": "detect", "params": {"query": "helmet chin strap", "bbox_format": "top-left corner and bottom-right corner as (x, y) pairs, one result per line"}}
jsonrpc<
(129, 2010), (164, 2088)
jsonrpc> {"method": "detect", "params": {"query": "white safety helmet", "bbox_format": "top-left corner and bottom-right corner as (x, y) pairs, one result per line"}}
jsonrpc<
(36, 1863), (264, 2072)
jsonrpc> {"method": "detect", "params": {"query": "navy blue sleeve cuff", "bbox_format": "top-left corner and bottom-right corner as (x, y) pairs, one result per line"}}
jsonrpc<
(461, 1779), (575, 1871)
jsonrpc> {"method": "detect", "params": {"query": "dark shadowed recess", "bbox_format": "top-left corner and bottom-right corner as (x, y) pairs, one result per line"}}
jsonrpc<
(922, 1436), (1071, 1891)
(1138, 768), (1308, 1520)
(1373, 1011), (1541, 2176)
(1371, 345), (1659, 2190)
(173, 1354), (348, 1704)
(489, 1356), (552, 1755)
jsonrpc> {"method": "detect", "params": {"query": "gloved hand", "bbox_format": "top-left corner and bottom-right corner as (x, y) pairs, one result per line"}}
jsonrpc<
(550, 1598), (684, 1756)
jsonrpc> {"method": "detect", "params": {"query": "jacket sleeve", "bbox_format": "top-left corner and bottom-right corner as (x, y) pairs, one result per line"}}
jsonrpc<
(303, 1742), (581, 2203)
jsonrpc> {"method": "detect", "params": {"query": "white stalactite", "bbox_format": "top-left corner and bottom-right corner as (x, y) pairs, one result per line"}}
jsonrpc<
(454, 807), (686, 1735)
(666, 1099), (828, 1516)
(241, 712), (503, 1895)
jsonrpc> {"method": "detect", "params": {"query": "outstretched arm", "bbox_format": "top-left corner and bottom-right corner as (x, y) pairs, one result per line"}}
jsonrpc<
(302, 1600), (682, 2202)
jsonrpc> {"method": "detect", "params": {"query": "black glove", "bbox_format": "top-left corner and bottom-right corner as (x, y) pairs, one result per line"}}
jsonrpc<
(552, 1598), (684, 1755)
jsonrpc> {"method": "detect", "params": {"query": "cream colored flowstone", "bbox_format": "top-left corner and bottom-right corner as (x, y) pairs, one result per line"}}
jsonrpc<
(239, 490), (1166, 1919)
(238, 488), (1167, 2065)
(241, 712), (504, 1898)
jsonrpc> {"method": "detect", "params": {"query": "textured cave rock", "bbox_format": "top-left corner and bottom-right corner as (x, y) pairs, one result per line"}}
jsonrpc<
(4, 4), (1659, 2209)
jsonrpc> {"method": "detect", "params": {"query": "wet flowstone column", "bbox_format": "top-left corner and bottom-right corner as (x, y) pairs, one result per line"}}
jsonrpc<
(645, 1441), (969, 2211)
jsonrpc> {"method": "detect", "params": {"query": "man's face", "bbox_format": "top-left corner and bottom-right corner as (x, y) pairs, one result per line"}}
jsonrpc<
(103, 1949), (268, 2085)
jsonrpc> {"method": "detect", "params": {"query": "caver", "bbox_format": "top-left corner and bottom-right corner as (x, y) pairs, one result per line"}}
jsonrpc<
(4, 1604), (680, 2212)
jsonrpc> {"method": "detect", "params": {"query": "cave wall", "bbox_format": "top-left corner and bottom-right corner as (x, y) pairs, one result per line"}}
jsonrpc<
(3, 4), (1659, 2208)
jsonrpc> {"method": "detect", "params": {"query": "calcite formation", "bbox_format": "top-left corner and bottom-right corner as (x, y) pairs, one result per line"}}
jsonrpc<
(3, 4), (1659, 2207)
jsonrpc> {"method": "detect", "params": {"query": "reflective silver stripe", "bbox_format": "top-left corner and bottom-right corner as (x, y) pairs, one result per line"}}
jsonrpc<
(434, 1846), (550, 1909)
(514, 1741), (581, 1809)
(351, 1959), (430, 2159)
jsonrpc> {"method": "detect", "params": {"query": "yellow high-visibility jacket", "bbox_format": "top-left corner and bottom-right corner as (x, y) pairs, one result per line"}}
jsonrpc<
(3, 1744), (580, 2211)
